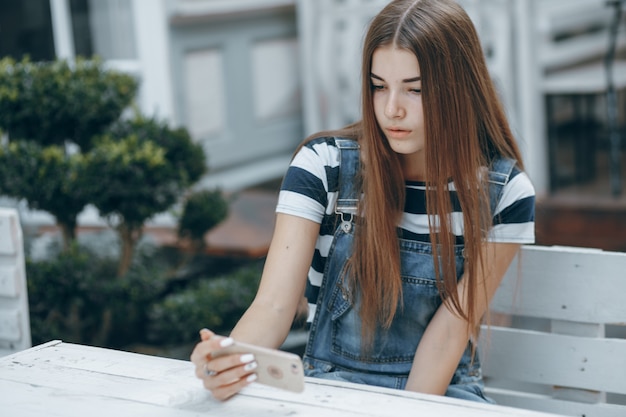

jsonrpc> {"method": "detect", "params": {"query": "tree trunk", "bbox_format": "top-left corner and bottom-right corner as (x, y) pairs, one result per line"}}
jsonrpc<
(93, 308), (113, 347)
(117, 224), (142, 278)
(59, 222), (76, 252)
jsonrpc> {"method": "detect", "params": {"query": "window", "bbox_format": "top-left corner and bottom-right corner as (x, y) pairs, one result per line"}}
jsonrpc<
(0, 0), (137, 62)
(0, 0), (55, 61)
(77, 0), (137, 60)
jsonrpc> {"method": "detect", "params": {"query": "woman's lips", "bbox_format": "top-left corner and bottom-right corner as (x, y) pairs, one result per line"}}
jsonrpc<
(385, 128), (411, 139)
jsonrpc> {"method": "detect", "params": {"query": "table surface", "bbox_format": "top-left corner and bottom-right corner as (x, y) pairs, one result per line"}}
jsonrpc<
(0, 340), (565, 417)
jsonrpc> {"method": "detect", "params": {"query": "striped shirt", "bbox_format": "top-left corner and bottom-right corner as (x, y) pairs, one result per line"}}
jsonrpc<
(276, 137), (536, 318)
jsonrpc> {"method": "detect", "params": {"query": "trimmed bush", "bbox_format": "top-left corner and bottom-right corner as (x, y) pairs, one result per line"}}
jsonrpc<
(0, 57), (137, 149)
(0, 141), (90, 246)
(179, 189), (229, 244)
(26, 242), (168, 348)
(147, 261), (263, 345)
(83, 114), (208, 276)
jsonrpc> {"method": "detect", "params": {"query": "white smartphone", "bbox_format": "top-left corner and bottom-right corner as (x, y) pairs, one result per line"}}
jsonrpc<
(212, 341), (305, 393)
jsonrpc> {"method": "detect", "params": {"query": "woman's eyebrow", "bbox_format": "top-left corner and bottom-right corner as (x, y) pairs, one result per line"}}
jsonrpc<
(370, 73), (421, 83)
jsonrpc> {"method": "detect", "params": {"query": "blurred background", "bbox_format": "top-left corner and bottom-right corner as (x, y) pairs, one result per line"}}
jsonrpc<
(0, 0), (625, 357)
(1, 0), (625, 240)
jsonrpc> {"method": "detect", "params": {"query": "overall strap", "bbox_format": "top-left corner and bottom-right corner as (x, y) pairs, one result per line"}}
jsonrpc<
(304, 138), (360, 304)
(335, 138), (360, 215)
(487, 157), (516, 214)
(335, 138), (361, 233)
(334, 140), (514, 221)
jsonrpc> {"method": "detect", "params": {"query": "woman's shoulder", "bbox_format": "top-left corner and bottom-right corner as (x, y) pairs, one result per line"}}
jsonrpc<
(491, 158), (535, 219)
(301, 136), (343, 152)
(488, 156), (530, 187)
(295, 136), (344, 168)
(487, 156), (535, 203)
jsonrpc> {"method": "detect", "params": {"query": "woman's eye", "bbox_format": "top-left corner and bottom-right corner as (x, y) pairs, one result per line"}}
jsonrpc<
(410, 88), (422, 94)
(371, 84), (385, 91)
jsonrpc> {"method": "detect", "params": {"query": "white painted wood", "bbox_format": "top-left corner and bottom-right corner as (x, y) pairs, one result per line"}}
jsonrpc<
(489, 246), (626, 323)
(486, 388), (626, 417)
(0, 208), (17, 256)
(535, 0), (625, 70)
(195, 154), (292, 192)
(511, 0), (626, 195)
(87, 0), (138, 60)
(512, 0), (548, 195)
(131, 0), (175, 122)
(251, 37), (301, 121)
(0, 310), (22, 341)
(171, 0), (296, 17)
(296, 0), (387, 135)
(472, 0), (546, 195)
(543, 61), (626, 95)
(0, 266), (19, 298)
(481, 245), (626, 417)
(184, 48), (226, 138)
(0, 341), (565, 417)
(551, 320), (605, 338)
(549, 316), (609, 410)
(0, 208), (31, 356)
(529, 0), (626, 194)
(49, 0), (75, 60)
(481, 327), (626, 394)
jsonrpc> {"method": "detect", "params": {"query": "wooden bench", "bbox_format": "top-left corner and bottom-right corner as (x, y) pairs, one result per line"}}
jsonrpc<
(480, 245), (626, 417)
(0, 208), (31, 357)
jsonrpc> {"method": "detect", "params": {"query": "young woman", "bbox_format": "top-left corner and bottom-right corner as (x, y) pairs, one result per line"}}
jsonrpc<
(191, 0), (535, 402)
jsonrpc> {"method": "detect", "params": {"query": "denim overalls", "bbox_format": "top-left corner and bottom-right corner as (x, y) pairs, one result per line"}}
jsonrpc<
(302, 138), (515, 403)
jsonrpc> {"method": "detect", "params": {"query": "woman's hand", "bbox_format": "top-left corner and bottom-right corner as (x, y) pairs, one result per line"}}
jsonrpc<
(190, 329), (258, 401)
(190, 215), (319, 400)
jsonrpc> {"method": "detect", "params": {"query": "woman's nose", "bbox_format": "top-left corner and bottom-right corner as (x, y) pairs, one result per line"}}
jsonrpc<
(385, 92), (405, 119)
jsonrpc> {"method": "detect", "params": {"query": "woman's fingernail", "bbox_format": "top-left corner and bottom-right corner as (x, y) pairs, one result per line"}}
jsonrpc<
(240, 354), (255, 364)
(243, 361), (257, 371)
(246, 374), (258, 383)
(220, 338), (234, 347)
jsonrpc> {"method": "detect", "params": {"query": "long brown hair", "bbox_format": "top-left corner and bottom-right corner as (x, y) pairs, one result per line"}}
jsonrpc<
(303, 0), (524, 344)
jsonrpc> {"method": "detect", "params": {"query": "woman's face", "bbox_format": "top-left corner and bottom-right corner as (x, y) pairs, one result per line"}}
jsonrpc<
(371, 46), (426, 179)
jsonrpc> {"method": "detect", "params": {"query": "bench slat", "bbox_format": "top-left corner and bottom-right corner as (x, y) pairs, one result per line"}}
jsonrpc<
(485, 388), (626, 417)
(480, 326), (626, 395)
(490, 246), (626, 324)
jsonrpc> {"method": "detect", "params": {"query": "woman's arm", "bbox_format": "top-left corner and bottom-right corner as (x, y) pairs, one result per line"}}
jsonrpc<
(404, 242), (520, 395)
(229, 213), (319, 347)
(190, 213), (319, 400)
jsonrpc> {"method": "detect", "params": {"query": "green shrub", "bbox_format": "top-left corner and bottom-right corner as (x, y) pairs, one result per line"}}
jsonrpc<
(107, 115), (206, 185)
(84, 115), (208, 277)
(0, 142), (90, 246)
(0, 57), (209, 273)
(147, 261), (263, 345)
(179, 189), (229, 244)
(0, 57), (137, 150)
(26, 243), (168, 348)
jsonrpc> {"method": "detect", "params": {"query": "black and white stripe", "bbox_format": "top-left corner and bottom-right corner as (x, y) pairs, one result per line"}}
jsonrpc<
(276, 137), (536, 318)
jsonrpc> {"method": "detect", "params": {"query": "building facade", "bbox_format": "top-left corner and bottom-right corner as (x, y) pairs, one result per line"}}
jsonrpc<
(5, 0), (621, 199)
(1, 0), (303, 193)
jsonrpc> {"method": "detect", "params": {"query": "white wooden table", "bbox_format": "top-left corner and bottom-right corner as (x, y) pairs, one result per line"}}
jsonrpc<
(0, 340), (566, 417)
